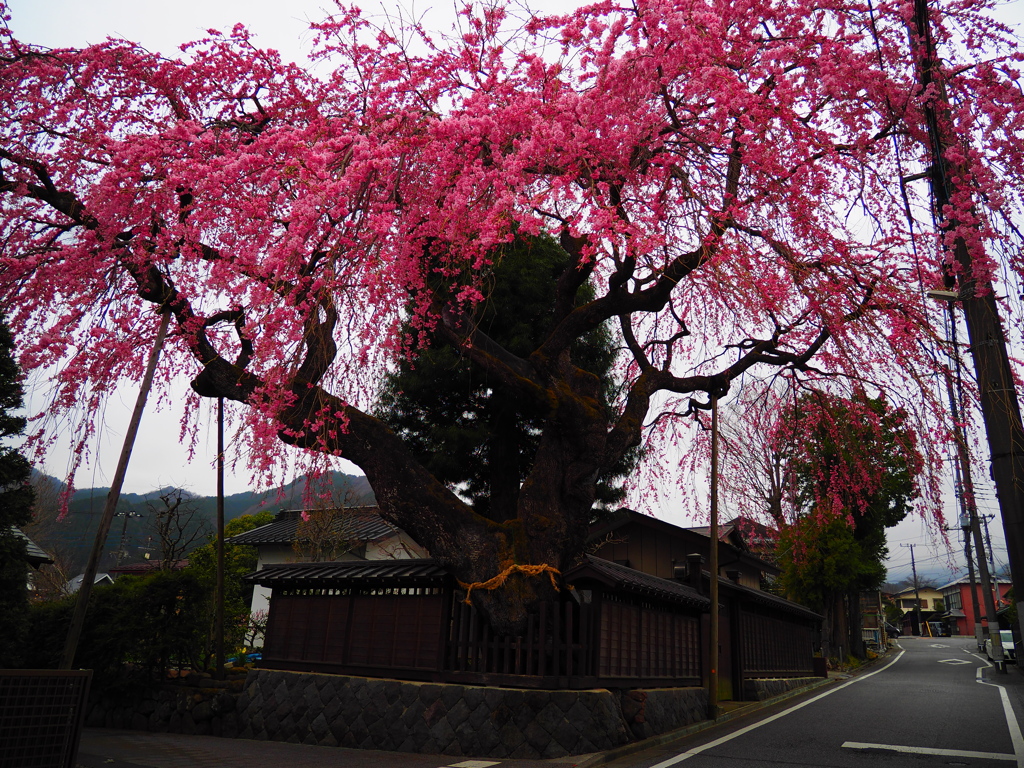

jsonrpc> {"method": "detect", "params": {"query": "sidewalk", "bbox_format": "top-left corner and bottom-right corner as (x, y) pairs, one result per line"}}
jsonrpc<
(76, 728), (592, 768)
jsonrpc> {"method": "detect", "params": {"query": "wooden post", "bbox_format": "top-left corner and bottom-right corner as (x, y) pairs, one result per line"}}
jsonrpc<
(60, 310), (171, 670)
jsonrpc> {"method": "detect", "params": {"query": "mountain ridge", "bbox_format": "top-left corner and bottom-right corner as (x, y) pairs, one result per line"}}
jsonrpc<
(24, 470), (375, 574)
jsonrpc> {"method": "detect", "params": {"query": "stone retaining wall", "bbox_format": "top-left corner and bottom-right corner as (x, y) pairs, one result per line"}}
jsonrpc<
(84, 669), (249, 737)
(86, 669), (710, 758)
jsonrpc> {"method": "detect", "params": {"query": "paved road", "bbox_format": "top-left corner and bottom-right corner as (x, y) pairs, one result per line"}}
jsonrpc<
(612, 637), (1024, 767)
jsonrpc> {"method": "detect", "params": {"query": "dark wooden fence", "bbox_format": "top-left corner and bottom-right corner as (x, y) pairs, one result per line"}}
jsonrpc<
(262, 585), (601, 688)
(263, 586), (447, 677)
(737, 604), (817, 678)
(253, 557), (819, 696)
(596, 595), (702, 686)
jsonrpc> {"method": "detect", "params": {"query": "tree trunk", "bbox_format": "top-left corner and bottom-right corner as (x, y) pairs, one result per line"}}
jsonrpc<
(847, 588), (865, 659)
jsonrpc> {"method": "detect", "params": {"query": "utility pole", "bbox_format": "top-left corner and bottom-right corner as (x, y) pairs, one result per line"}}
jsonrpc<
(909, 0), (1024, 655)
(114, 509), (141, 567)
(930, 294), (1001, 658)
(902, 544), (924, 636)
(962, 523), (984, 651)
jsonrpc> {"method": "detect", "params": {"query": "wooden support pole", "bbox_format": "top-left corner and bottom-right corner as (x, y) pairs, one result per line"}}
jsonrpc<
(60, 310), (171, 670)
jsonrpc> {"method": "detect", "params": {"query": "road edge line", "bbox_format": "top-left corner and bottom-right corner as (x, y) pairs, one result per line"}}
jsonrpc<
(644, 649), (907, 768)
(974, 656), (1024, 767)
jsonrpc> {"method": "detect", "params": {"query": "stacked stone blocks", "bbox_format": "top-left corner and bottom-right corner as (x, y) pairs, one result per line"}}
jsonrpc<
(86, 668), (711, 758)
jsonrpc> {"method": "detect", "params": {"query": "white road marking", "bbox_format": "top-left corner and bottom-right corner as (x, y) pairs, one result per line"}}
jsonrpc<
(938, 658), (973, 665)
(446, 762), (500, 768)
(931, 643), (950, 648)
(842, 741), (1015, 761)
(646, 650), (906, 767)
(973, 654), (1024, 767)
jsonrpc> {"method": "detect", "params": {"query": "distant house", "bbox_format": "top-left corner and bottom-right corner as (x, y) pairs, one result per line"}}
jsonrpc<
(9, 526), (53, 569)
(226, 507), (428, 616)
(65, 572), (114, 594)
(589, 508), (780, 589)
(938, 576), (1012, 637)
(8, 526), (53, 594)
(889, 584), (944, 635)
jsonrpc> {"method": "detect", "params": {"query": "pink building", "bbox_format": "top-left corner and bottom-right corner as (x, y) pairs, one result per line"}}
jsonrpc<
(939, 577), (1012, 635)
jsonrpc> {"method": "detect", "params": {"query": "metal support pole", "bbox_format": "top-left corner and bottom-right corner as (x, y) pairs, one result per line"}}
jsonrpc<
(708, 394), (720, 719)
(215, 396), (225, 678)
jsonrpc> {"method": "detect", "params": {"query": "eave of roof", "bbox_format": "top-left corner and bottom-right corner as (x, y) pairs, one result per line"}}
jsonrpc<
(10, 526), (53, 566)
(566, 555), (710, 610)
(717, 577), (822, 621)
(245, 558), (448, 588)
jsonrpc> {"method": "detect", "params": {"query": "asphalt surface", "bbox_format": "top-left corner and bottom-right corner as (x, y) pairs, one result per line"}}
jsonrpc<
(605, 635), (1024, 767)
(75, 637), (1024, 768)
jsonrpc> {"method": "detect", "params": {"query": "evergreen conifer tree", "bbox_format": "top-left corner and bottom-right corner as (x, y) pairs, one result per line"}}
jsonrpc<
(0, 315), (36, 666)
(376, 234), (634, 523)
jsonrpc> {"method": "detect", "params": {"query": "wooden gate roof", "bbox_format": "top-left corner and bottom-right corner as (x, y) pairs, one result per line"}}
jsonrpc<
(246, 558), (450, 588)
(566, 555), (710, 609)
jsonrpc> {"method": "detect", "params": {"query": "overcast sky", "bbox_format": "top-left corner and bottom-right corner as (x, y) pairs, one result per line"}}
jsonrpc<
(5, 0), (1022, 585)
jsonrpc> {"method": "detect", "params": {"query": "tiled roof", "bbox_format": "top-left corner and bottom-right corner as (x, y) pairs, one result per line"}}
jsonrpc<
(246, 558), (449, 587)
(10, 527), (53, 566)
(226, 506), (399, 546)
(566, 555), (710, 610)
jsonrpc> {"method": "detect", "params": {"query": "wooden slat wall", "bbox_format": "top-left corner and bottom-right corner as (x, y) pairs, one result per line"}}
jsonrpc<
(738, 607), (814, 677)
(598, 597), (700, 681)
(262, 581), (817, 691)
(442, 598), (591, 681)
(265, 588), (444, 671)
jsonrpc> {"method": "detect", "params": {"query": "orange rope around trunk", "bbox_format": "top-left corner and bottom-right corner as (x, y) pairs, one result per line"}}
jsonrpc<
(457, 563), (561, 604)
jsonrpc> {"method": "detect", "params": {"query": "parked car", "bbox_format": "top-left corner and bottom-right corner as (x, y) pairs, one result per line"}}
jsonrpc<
(985, 630), (1016, 663)
(884, 623), (901, 637)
